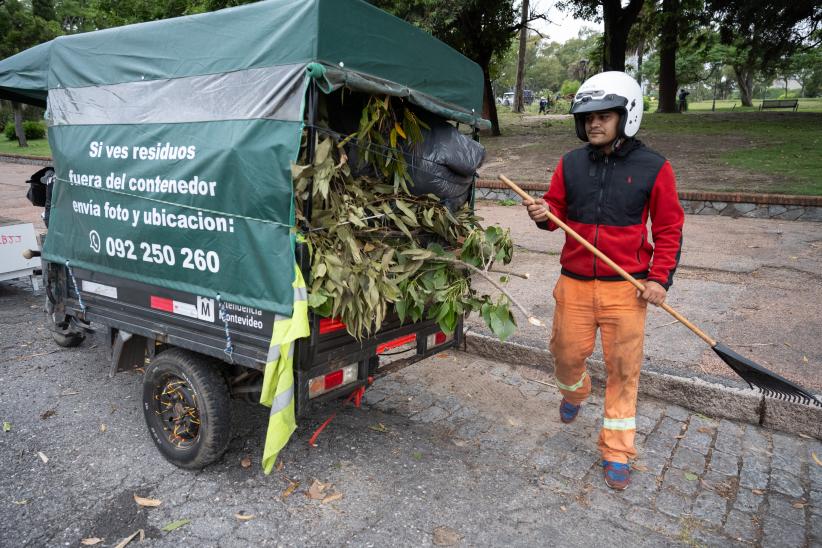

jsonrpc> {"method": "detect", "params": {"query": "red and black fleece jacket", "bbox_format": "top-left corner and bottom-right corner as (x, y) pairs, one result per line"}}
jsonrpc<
(539, 139), (685, 289)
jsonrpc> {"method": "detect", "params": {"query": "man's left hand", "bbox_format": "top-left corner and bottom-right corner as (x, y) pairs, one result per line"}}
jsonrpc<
(640, 281), (667, 306)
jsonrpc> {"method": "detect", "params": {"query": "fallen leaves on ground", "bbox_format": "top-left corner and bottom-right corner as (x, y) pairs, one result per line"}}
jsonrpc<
(631, 463), (649, 472)
(40, 409), (56, 420)
(12, 500), (28, 505)
(133, 494), (162, 508)
(307, 479), (331, 500)
(240, 456), (252, 469)
(684, 472), (698, 481)
(306, 479), (343, 504)
(791, 500), (807, 509)
(697, 427), (712, 434)
(37, 451), (48, 464)
(752, 489), (766, 495)
(60, 389), (79, 396)
(100, 423), (107, 433)
(368, 423), (389, 433)
(161, 519), (190, 532)
(81, 538), (103, 545)
(276, 459), (285, 471)
(234, 512), (256, 522)
(432, 526), (462, 546)
(2, 421), (10, 432)
(812, 452), (822, 467)
(321, 492), (343, 504)
(113, 529), (143, 548)
(281, 480), (300, 499)
(802, 355), (809, 364)
(798, 433), (812, 439)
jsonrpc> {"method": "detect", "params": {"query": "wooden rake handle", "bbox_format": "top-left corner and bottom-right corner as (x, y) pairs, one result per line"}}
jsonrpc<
(498, 174), (717, 348)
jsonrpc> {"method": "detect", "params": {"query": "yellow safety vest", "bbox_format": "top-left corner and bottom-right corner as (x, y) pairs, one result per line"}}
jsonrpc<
(260, 264), (309, 474)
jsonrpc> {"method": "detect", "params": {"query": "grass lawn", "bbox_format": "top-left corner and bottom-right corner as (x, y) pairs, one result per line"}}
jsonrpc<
(0, 138), (52, 158)
(688, 97), (822, 113)
(641, 112), (822, 195)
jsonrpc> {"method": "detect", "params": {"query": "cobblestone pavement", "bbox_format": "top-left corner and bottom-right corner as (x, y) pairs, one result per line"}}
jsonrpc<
(1, 282), (820, 547)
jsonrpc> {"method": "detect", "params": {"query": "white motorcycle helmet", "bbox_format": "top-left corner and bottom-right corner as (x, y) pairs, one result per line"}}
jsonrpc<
(570, 71), (643, 142)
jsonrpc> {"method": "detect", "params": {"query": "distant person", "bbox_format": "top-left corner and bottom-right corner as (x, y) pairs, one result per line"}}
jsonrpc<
(522, 71), (684, 490)
(678, 89), (690, 112)
(539, 97), (548, 114)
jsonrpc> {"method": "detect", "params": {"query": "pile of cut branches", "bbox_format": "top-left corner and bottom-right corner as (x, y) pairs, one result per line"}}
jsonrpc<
(293, 96), (534, 341)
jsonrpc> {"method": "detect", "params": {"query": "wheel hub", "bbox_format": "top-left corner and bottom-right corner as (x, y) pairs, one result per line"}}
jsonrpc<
(154, 375), (200, 448)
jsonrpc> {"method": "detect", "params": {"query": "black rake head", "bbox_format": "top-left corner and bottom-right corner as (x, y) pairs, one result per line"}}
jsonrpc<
(713, 342), (822, 408)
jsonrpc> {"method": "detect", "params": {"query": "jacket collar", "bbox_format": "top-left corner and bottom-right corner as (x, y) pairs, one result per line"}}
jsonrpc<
(586, 138), (643, 161)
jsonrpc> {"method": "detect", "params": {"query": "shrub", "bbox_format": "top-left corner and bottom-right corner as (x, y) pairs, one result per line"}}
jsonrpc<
(4, 120), (46, 140)
(643, 96), (650, 111)
(560, 79), (581, 97)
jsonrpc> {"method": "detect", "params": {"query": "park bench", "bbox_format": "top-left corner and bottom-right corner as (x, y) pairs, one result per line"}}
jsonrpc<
(759, 99), (798, 112)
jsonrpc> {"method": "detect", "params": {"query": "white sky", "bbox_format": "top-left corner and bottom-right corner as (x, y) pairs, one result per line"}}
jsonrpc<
(532, 1), (599, 44)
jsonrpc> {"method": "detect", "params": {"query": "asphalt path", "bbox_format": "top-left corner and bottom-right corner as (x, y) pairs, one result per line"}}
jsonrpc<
(1, 280), (820, 547)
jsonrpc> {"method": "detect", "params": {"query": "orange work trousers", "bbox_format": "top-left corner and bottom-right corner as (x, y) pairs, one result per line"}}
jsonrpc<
(550, 275), (648, 463)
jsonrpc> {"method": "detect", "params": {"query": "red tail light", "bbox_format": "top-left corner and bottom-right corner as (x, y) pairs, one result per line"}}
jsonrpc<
(324, 369), (344, 390)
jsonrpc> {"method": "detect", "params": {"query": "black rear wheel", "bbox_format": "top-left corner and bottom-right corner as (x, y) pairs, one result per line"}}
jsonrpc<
(142, 349), (231, 469)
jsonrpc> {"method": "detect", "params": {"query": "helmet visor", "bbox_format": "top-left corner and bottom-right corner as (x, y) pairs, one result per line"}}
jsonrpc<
(569, 93), (628, 115)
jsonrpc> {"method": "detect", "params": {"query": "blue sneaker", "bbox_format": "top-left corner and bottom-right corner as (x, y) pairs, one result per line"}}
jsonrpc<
(559, 399), (581, 424)
(602, 460), (631, 490)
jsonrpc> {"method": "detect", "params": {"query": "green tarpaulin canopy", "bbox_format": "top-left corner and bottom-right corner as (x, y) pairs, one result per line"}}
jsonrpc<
(0, 0), (489, 317)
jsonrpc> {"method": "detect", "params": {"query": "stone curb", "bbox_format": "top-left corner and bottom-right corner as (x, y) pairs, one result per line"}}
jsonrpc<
(464, 331), (821, 439)
(0, 153), (51, 166)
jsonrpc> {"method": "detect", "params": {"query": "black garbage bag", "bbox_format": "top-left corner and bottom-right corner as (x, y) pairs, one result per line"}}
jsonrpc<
(403, 117), (485, 210)
(25, 166), (55, 227)
(26, 166), (53, 207)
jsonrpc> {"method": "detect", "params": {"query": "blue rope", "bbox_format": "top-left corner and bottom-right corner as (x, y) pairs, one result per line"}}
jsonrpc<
(65, 260), (86, 313)
(216, 294), (234, 362)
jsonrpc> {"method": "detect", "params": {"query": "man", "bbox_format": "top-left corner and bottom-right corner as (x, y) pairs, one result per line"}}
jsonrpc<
(524, 71), (684, 490)
(678, 88), (690, 112)
(539, 97), (548, 114)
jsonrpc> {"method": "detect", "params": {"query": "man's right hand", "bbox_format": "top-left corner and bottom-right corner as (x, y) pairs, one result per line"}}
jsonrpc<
(523, 198), (549, 223)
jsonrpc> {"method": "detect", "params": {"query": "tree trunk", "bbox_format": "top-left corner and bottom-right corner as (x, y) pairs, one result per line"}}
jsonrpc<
(602, 0), (644, 71)
(636, 37), (645, 86)
(734, 67), (754, 107)
(513, 0), (529, 113)
(657, 0), (679, 113)
(482, 65), (501, 136)
(12, 102), (28, 148)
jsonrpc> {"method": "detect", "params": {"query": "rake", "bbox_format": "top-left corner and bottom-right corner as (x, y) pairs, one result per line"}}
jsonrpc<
(499, 174), (821, 408)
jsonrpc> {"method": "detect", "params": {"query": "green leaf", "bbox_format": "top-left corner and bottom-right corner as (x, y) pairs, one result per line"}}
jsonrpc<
(162, 519), (191, 532)
(308, 291), (328, 309)
(290, 162), (314, 181)
(395, 299), (408, 323)
(684, 472), (698, 481)
(314, 137), (333, 166)
(2, 421), (10, 432)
